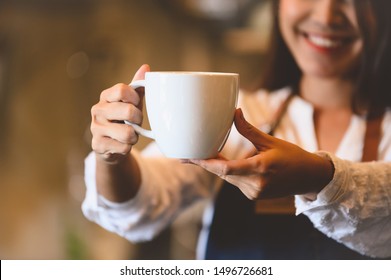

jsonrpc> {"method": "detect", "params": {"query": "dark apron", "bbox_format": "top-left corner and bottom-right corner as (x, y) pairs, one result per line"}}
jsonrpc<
(205, 182), (374, 260)
(205, 96), (384, 260)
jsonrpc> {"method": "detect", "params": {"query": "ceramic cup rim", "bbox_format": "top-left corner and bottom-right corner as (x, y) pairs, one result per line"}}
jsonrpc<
(145, 71), (239, 76)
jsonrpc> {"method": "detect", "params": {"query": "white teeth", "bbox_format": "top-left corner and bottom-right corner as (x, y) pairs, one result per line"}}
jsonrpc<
(307, 35), (340, 48)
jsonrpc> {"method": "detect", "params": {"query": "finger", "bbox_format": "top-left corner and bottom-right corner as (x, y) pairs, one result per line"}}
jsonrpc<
(190, 157), (259, 177)
(92, 136), (132, 156)
(92, 102), (143, 125)
(131, 64), (150, 110)
(91, 121), (139, 146)
(99, 64), (150, 104)
(132, 64), (150, 82)
(234, 108), (272, 151)
(182, 153), (227, 164)
(224, 175), (264, 200)
(101, 83), (141, 105)
(188, 158), (226, 177)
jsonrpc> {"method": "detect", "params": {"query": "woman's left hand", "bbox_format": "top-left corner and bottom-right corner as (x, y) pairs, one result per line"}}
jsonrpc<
(187, 108), (334, 200)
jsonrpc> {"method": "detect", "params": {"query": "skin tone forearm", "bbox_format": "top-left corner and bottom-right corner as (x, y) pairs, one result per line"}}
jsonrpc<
(95, 152), (141, 202)
(91, 65), (151, 203)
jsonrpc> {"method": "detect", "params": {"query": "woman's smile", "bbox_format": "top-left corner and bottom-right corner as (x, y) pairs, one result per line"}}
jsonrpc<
(298, 29), (358, 55)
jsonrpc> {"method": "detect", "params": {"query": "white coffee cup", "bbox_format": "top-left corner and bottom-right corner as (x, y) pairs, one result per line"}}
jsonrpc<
(125, 71), (239, 159)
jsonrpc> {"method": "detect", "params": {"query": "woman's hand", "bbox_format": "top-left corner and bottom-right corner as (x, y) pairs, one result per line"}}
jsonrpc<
(188, 108), (334, 200)
(90, 64), (150, 164)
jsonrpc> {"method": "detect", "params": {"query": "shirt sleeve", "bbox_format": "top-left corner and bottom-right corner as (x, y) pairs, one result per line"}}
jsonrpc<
(295, 151), (391, 258)
(82, 148), (217, 243)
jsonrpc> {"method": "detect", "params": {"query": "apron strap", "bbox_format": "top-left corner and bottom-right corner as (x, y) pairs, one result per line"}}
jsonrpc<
(362, 111), (385, 162)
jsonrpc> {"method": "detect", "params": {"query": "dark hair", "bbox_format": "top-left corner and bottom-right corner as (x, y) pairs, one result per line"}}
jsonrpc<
(259, 0), (391, 114)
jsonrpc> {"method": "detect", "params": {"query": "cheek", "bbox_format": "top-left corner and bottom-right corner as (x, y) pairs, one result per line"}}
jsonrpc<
(279, 0), (303, 21)
(278, 0), (302, 42)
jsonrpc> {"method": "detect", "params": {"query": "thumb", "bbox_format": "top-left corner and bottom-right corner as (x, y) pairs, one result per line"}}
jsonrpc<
(132, 64), (150, 82)
(131, 64), (150, 109)
(234, 108), (272, 151)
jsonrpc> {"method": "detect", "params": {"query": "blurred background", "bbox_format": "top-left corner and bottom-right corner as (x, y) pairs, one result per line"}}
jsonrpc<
(0, 0), (272, 259)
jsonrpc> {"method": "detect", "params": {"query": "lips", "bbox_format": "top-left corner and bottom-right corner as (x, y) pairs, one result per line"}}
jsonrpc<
(300, 31), (355, 52)
(307, 34), (341, 48)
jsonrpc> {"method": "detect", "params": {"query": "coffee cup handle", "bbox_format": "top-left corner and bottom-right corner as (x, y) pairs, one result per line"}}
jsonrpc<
(124, 80), (155, 140)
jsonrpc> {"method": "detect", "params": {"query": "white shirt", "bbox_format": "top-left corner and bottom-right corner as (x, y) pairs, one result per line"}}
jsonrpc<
(82, 88), (391, 258)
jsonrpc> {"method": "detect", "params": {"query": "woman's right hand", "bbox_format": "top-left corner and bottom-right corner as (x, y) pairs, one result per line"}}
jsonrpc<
(90, 64), (150, 164)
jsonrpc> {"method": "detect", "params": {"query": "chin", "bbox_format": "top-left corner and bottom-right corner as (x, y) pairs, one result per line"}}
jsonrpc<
(301, 64), (345, 79)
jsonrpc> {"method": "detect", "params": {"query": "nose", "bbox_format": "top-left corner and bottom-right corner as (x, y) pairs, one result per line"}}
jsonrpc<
(312, 0), (346, 28)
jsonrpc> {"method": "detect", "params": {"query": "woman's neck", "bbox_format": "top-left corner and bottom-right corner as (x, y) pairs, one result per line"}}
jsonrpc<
(299, 76), (354, 111)
(299, 76), (354, 153)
